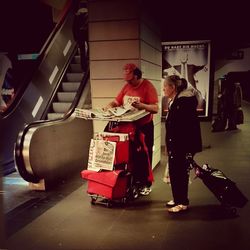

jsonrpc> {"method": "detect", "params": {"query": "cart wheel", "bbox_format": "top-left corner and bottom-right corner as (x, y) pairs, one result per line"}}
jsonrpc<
(91, 197), (97, 205)
(132, 187), (139, 199)
(106, 201), (113, 208)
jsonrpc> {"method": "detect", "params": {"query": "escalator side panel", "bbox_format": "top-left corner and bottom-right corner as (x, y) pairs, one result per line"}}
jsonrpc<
(26, 117), (93, 181)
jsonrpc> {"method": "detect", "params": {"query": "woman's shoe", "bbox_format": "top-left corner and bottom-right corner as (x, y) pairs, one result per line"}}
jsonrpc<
(168, 204), (188, 213)
(166, 200), (175, 207)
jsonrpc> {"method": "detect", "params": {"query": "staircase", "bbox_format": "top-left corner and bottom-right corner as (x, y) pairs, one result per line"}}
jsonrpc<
(47, 51), (85, 120)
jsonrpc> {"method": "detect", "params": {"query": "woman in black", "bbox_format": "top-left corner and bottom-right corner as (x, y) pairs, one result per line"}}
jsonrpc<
(163, 75), (202, 213)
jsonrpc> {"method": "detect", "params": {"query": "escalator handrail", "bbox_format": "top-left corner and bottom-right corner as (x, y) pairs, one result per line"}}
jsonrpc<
(38, 0), (74, 59)
(1, 0), (76, 119)
(15, 65), (90, 183)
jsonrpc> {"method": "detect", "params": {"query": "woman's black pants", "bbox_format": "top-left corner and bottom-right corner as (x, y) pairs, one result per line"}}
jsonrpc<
(168, 152), (189, 205)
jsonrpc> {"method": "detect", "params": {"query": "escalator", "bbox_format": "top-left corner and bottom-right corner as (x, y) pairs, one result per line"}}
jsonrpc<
(1, 0), (93, 183)
(14, 68), (93, 187)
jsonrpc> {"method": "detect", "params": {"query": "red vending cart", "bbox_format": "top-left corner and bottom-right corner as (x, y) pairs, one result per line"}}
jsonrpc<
(75, 108), (152, 207)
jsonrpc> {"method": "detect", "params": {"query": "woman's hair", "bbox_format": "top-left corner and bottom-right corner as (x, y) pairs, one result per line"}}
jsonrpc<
(165, 75), (188, 93)
(179, 78), (188, 91)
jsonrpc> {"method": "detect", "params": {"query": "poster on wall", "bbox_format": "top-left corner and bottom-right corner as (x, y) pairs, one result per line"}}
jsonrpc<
(162, 40), (211, 118)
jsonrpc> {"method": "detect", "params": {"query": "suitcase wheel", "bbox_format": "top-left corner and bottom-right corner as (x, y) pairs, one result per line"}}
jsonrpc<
(229, 207), (237, 216)
(222, 205), (238, 217)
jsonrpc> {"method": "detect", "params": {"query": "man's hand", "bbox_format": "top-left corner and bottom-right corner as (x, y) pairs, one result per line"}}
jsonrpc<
(132, 101), (144, 110)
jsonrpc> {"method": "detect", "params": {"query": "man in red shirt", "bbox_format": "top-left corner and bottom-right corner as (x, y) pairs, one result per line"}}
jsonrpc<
(105, 63), (159, 195)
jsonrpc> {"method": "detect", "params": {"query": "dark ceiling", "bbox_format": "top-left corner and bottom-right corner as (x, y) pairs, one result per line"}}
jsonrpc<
(147, 0), (250, 55)
(0, 0), (54, 53)
(1, 0), (249, 55)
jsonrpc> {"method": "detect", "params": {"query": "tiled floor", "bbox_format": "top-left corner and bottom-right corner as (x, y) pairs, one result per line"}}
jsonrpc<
(2, 102), (250, 250)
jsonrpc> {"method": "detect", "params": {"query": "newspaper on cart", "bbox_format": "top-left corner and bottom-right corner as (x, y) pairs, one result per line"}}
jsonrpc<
(75, 105), (133, 118)
(87, 138), (116, 171)
(75, 105), (149, 122)
(96, 132), (129, 141)
(87, 132), (129, 172)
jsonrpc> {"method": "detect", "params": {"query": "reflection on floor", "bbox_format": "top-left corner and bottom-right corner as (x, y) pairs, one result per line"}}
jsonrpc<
(3, 170), (83, 238)
(3, 172), (32, 214)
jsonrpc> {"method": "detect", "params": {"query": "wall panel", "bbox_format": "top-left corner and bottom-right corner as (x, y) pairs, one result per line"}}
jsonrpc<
(90, 59), (139, 79)
(140, 41), (162, 66)
(90, 40), (140, 60)
(89, 21), (139, 41)
(88, 0), (138, 21)
(91, 79), (124, 98)
(141, 60), (162, 80)
(140, 22), (162, 51)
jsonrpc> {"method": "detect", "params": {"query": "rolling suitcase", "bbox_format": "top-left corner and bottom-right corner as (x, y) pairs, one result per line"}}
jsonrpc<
(191, 160), (248, 214)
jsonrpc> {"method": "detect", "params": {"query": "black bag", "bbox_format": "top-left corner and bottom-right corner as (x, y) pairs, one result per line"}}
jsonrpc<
(193, 162), (248, 208)
(236, 107), (244, 124)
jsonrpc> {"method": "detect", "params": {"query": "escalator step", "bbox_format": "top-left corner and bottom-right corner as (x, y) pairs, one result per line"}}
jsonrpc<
(69, 64), (82, 73)
(52, 102), (71, 113)
(57, 92), (76, 102)
(62, 82), (80, 92)
(47, 113), (65, 120)
(66, 73), (84, 82)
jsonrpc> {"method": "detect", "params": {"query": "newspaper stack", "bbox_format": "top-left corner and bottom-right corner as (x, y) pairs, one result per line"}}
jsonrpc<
(75, 107), (148, 121)
(75, 105), (135, 119)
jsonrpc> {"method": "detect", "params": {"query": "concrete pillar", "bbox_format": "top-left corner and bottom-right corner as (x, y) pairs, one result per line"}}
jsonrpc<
(88, 0), (162, 167)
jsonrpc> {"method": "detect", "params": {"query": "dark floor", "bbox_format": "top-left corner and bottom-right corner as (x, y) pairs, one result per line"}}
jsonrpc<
(2, 102), (250, 250)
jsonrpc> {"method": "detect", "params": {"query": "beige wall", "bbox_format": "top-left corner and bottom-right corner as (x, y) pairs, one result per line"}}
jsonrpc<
(88, 0), (162, 168)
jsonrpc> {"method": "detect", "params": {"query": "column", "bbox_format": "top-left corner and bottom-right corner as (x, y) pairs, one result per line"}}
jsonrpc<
(88, 0), (162, 168)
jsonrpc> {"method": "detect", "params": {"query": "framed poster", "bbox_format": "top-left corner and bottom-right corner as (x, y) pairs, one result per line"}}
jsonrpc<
(162, 40), (211, 118)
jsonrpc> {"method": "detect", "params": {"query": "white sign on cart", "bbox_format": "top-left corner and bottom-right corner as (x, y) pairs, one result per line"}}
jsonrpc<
(87, 139), (116, 171)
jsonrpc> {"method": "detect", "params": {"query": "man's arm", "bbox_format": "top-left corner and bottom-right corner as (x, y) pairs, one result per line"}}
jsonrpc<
(103, 100), (119, 111)
(132, 102), (158, 114)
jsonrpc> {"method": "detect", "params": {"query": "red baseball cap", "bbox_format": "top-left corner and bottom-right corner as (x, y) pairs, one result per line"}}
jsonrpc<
(123, 63), (137, 81)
